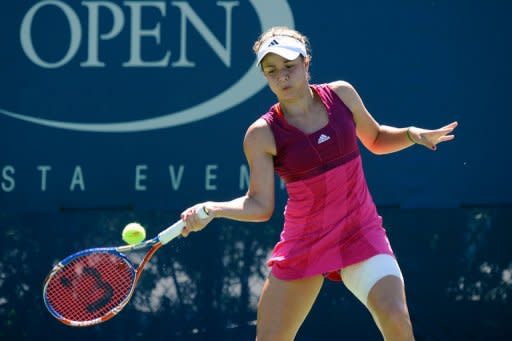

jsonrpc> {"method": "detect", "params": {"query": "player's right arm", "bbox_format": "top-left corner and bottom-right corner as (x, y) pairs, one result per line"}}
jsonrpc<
(181, 118), (276, 235)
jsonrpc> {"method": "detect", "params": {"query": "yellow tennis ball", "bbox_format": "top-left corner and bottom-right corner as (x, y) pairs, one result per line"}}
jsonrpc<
(122, 222), (146, 245)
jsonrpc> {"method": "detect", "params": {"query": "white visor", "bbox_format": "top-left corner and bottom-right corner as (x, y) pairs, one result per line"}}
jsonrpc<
(256, 36), (307, 65)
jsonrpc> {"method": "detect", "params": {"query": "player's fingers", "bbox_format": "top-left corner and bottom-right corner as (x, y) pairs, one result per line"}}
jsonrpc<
(438, 135), (455, 143)
(433, 127), (455, 137)
(181, 208), (194, 221)
(441, 121), (458, 130)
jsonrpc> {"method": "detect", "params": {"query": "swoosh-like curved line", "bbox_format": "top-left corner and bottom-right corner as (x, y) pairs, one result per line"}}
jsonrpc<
(0, 0), (294, 132)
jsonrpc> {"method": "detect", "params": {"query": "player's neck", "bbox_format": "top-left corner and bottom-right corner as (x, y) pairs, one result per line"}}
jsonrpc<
(279, 85), (315, 118)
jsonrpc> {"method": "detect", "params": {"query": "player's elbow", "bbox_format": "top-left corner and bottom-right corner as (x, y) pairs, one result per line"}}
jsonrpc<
(255, 205), (274, 222)
(361, 128), (388, 155)
(252, 199), (274, 222)
(260, 211), (274, 222)
(368, 146), (388, 155)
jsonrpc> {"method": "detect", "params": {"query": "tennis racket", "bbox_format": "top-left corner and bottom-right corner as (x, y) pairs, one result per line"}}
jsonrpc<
(43, 206), (209, 327)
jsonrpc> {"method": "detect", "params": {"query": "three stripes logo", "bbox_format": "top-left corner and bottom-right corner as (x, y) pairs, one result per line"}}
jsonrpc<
(268, 39), (279, 47)
(317, 134), (330, 144)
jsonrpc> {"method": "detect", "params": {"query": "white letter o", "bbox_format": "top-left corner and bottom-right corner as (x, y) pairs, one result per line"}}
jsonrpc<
(20, 0), (82, 68)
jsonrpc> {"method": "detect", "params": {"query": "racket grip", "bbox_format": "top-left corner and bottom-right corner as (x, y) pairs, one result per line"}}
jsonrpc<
(158, 206), (209, 244)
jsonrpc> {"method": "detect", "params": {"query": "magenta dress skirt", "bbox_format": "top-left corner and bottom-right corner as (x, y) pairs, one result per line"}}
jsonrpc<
(267, 156), (394, 281)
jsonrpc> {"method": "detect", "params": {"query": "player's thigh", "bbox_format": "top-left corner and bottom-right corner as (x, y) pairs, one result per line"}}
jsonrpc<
(257, 273), (324, 341)
(341, 254), (404, 307)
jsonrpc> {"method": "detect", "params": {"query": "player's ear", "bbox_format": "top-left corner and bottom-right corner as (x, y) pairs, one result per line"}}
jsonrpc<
(303, 56), (310, 69)
(304, 57), (311, 81)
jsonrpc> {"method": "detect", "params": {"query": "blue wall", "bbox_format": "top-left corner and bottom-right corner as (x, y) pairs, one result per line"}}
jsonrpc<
(1, 0), (511, 210)
(1, 1), (511, 339)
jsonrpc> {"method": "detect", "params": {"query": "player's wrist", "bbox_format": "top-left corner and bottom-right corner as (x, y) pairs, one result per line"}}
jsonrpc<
(406, 126), (417, 144)
(203, 202), (217, 218)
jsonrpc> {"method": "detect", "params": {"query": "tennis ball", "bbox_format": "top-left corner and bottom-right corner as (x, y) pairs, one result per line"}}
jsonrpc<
(122, 222), (146, 245)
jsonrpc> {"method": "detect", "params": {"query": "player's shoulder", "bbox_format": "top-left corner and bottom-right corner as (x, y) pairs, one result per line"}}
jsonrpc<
(327, 80), (356, 95)
(327, 80), (361, 107)
(250, 116), (271, 129)
(245, 118), (272, 141)
(244, 118), (275, 153)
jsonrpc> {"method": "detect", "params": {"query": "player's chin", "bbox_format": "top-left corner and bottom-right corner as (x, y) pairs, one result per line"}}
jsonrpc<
(278, 87), (300, 100)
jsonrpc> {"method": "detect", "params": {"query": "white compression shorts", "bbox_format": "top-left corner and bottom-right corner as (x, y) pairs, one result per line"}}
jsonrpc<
(340, 254), (404, 307)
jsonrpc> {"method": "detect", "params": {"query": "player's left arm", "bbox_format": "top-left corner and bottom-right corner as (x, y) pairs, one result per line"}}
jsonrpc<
(329, 80), (458, 154)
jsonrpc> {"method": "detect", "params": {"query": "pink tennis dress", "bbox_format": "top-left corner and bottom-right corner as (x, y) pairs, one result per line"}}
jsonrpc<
(261, 84), (394, 281)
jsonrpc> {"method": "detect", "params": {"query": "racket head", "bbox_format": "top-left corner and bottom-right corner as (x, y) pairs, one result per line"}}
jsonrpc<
(43, 247), (136, 327)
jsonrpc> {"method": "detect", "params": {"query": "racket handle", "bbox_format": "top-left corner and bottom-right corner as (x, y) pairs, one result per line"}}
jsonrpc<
(158, 206), (209, 245)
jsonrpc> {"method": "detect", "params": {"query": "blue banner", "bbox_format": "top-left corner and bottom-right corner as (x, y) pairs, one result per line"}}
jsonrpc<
(1, 0), (511, 211)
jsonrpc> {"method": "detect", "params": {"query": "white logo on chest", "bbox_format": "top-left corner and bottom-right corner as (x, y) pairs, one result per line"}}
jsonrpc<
(317, 134), (331, 144)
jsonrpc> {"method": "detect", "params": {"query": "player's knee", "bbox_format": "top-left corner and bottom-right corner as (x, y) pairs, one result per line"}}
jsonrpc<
(386, 308), (413, 336)
(373, 301), (413, 338)
(378, 301), (410, 321)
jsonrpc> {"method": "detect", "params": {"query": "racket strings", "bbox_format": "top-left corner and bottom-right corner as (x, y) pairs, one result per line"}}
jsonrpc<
(46, 252), (135, 322)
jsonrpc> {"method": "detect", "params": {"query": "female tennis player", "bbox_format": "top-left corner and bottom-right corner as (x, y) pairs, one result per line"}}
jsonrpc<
(181, 26), (457, 341)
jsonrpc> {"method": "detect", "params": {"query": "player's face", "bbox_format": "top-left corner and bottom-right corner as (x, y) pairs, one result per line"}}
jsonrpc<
(260, 53), (309, 99)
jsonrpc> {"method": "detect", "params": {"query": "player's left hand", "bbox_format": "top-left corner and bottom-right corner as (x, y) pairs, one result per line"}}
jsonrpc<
(410, 121), (458, 151)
